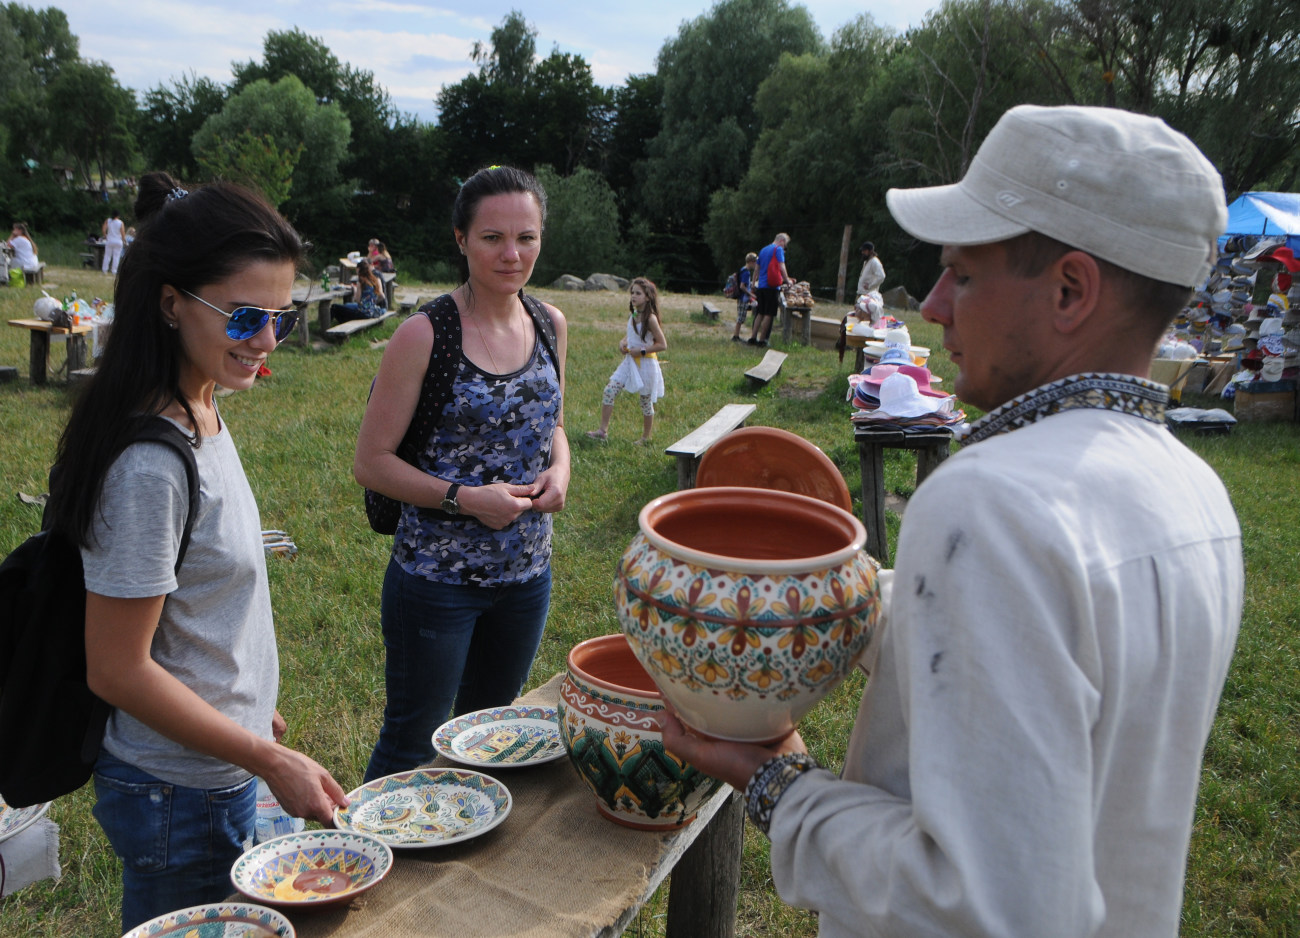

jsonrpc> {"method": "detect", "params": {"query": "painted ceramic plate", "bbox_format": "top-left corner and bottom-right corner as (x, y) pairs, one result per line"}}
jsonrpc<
(230, 829), (393, 909)
(334, 768), (512, 848)
(120, 902), (294, 938)
(432, 705), (565, 767)
(0, 796), (51, 844)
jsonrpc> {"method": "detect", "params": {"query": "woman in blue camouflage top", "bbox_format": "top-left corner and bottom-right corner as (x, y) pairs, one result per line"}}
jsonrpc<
(354, 166), (569, 780)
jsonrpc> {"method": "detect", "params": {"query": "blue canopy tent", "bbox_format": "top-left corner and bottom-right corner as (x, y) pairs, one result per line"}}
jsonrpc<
(1220, 192), (1300, 252)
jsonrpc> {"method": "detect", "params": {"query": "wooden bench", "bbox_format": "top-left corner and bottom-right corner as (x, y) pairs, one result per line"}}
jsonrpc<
(324, 309), (399, 342)
(80, 253), (95, 268)
(396, 294), (424, 315)
(664, 402), (757, 490)
(744, 349), (788, 385)
(23, 263), (46, 286)
(702, 301), (721, 321)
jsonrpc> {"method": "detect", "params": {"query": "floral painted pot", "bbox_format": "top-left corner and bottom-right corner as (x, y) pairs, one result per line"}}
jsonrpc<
(558, 634), (722, 830)
(616, 486), (883, 744)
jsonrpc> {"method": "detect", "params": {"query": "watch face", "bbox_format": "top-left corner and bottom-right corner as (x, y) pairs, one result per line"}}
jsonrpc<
(441, 498), (458, 514)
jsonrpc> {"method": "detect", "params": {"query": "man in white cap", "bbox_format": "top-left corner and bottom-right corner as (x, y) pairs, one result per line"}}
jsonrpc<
(664, 105), (1243, 937)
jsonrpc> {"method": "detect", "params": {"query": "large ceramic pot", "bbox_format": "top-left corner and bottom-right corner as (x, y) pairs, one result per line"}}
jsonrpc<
(616, 486), (882, 744)
(558, 634), (722, 830)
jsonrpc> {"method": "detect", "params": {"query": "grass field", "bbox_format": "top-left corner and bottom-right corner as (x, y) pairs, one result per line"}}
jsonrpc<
(1, 266), (1296, 936)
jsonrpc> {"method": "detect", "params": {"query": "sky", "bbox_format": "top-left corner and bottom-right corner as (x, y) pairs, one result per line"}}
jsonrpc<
(54, 0), (939, 123)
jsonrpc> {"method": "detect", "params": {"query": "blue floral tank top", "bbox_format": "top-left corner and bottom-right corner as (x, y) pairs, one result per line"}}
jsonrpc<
(393, 325), (560, 585)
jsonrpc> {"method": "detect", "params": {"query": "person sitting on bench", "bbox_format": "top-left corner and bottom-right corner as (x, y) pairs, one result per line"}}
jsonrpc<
(334, 259), (387, 321)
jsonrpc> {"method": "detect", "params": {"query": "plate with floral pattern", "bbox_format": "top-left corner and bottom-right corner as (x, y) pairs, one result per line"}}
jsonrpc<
(334, 768), (511, 849)
(432, 705), (565, 767)
(0, 796), (50, 844)
(119, 901), (293, 938)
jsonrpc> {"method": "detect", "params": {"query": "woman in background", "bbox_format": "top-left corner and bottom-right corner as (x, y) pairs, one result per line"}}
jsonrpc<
(355, 166), (569, 781)
(6, 221), (39, 271)
(334, 258), (387, 320)
(372, 241), (395, 273)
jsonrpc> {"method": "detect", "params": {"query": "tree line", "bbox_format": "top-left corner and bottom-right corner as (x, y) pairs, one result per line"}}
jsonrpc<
(2, 0), (1297, 296)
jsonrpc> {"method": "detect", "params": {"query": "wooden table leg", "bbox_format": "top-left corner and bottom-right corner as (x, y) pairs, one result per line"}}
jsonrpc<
(801, 309), (812, 345)
(29, 330), (49, 385)
(858, 440), (888, 563)
(665, 790), (743, 938)
(781, 304), (792, 343)
(677, 455), (697, 491)
(66, 334), (87, 374)
(317, 299), (333, 336)
(916, 440), (951, 487)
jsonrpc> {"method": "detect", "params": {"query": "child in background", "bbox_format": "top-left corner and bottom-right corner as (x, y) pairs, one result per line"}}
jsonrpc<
(586, 277), (667, 444)
(732, 252), (758, 342)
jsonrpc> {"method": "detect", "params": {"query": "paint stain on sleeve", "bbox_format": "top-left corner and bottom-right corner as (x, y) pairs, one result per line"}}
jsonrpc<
(930, 651), (943, 673)
(944, 530), (965, 563)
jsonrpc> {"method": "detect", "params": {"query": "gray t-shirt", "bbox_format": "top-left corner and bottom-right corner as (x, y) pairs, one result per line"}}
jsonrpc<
(81, 418), (277, 788)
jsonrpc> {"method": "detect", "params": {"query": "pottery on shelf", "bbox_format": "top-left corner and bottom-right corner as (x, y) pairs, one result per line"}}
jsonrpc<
(616, 486), (883, 744)
(558, 633), (722, 830)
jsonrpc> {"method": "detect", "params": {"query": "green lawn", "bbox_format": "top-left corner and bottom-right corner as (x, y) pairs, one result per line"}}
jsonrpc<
(1, 267), (1296, 936)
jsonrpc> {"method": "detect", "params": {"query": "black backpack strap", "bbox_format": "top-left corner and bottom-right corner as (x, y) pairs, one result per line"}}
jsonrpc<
(396, 294), (462, 465)
(128, 416), (200, 573)
(519, 292), (559, 367)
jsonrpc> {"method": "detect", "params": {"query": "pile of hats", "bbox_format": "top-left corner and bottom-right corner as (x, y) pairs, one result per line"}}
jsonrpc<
(848, 335), (966, 432)
(849, 363), (965, 429)
(782, 281), (815, 308)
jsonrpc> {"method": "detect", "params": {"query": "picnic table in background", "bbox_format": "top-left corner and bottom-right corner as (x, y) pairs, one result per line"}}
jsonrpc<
(7, 318), (92, 385)
(291, 283), (354, 346)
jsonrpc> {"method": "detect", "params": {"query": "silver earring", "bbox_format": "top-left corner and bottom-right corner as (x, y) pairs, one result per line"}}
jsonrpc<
(168, 321), (178, 329)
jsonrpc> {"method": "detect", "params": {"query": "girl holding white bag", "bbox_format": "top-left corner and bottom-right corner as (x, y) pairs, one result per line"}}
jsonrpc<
(586, 277), (667, 444)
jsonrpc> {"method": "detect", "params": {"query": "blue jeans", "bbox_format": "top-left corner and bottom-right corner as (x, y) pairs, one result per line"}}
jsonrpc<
(93, 751), (256, 934)
(364, 559), (551, 781)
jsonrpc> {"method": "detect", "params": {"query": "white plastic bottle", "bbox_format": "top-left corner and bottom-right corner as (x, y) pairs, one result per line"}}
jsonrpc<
(254, 777), (305, 843)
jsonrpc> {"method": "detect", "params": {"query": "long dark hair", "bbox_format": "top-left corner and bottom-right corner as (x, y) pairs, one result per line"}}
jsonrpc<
(629, 277), (660, 341)
(357, 258), (382, 292)
(51, 171), (306, 546)
(450, 166), (547, 285)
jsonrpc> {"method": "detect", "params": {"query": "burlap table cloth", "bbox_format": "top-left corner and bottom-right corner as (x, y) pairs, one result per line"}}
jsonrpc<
(285, 672), (724, 938)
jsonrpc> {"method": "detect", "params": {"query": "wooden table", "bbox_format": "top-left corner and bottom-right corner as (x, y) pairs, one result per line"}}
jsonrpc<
(285, 675), (743, 938)
(7, 318), (92, 385)
(855, 424), (955, 564)
(778, 292), (814, 345)
(291, 284), (354, 346)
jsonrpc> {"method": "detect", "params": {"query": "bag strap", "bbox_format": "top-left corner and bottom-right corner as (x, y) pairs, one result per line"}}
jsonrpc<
(394, 294), (462, 466)
(128, 417), (200, 573)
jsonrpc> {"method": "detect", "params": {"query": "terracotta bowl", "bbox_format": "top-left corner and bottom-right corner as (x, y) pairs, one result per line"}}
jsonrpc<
(230, 829), (393, 909)
(558, 634), (722, 830)
(616, 487), (883, 744)
(694, 426), (852, 512)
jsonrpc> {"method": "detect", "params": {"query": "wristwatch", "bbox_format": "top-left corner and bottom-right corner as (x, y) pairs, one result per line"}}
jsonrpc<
(440, 483), (462, 515)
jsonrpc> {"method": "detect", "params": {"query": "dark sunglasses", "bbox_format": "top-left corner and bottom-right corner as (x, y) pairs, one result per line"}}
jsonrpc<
(180, 288), (299, 341)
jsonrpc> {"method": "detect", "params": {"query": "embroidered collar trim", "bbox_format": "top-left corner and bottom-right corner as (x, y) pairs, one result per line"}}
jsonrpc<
(961, 373), (1168, 445)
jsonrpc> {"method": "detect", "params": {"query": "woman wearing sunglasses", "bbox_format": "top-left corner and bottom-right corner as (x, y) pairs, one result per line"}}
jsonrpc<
(48, 171), (347, 933)
(355, 166), (569, 781)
